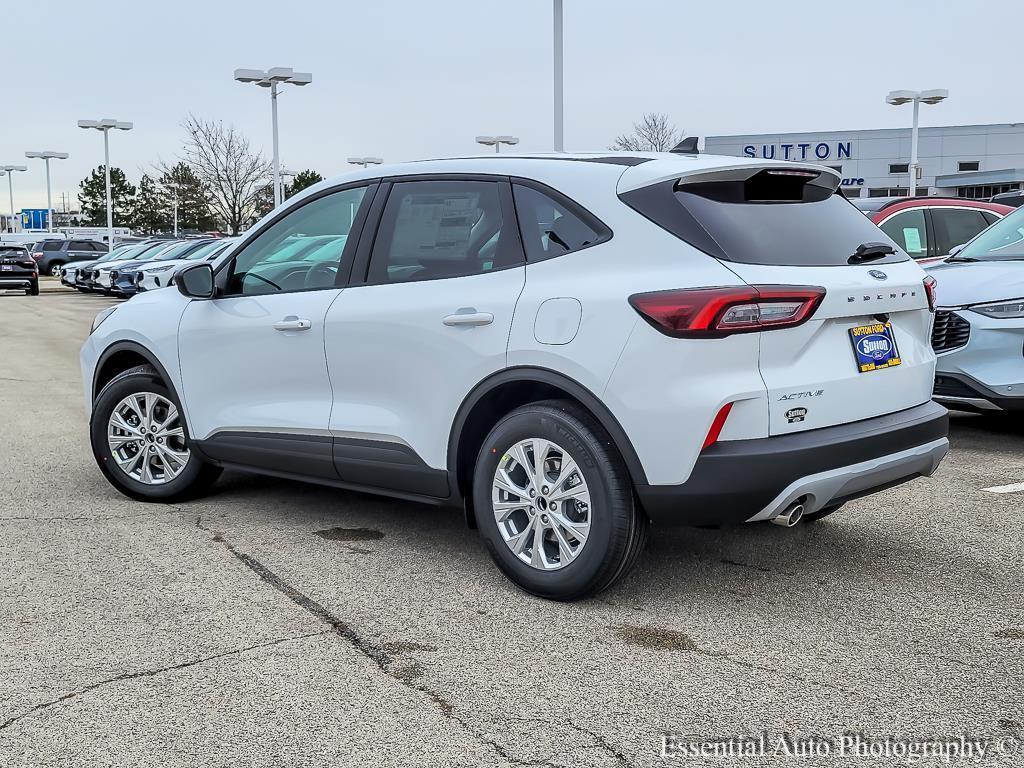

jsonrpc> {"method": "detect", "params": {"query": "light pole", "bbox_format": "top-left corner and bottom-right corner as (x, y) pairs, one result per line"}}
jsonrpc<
(475, 136), (520, 153)
(553, 0), (564, 152)
(78, 119), (133, 247)
(160, 181), (181, 237)
(25, 151), (69, 233)
(234, 67), (312, 208)
(885, 89), (948, 196)
(1, 166), (28, 232)
(347, 157), (384, 168)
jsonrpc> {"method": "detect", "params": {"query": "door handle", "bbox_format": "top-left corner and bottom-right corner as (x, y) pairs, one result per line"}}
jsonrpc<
(443, 311), (494, 327)
(273, 316), (312, 332)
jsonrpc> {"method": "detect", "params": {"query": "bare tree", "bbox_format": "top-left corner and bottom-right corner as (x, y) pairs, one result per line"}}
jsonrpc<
(178, 115), (271, 234)
(612, 113), (683, 152)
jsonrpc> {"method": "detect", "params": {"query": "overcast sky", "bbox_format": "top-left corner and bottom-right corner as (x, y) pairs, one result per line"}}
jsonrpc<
(5, 0), (1022, 209)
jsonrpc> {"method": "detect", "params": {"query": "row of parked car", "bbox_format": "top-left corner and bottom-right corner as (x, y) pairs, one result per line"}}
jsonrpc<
(59, 238), (236, 296)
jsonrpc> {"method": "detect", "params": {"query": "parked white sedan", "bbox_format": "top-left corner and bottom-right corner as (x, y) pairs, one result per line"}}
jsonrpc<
(135, 239), (237, 292)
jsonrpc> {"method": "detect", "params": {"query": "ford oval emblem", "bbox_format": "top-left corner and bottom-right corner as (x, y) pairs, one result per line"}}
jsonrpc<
(856, 334), (893, 361)
(868, 270), (888, 281)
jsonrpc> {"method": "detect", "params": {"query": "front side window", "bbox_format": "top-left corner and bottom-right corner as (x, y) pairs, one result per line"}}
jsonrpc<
(512, 184), (608, 261)
(368, 180), (519, 284)
(227, 186), (368, 296)
(880, 209), (929, 258)
(932, 208), (990, 255)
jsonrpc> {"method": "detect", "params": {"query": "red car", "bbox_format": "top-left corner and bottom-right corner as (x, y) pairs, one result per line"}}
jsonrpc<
(852, 197), (1014, 263)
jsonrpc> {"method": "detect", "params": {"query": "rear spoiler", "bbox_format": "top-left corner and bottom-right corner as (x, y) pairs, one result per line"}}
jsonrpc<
(617, 159), (842, 195)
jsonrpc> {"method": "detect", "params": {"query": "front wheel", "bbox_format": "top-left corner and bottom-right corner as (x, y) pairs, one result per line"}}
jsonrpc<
(90, 365), (221, 502)
(49, 263), (64, 277)
(472, 400), (647, 601)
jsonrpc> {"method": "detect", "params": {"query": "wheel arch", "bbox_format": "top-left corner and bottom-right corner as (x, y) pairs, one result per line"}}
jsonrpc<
(448, 367), (648, 527)
(92, 341), (177, 403)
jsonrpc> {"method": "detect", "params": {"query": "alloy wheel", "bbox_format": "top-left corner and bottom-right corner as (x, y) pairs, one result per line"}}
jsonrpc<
(107, 392), (190, 484)
(491, 438), (592, 571)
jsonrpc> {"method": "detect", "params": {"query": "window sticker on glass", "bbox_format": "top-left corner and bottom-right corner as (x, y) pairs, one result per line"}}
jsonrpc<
(389, 193), (481, 259)
(903, 227), (923, 254)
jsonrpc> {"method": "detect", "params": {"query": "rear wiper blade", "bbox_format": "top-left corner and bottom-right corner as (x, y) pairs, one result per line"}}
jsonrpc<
(849, 242), (895, 264)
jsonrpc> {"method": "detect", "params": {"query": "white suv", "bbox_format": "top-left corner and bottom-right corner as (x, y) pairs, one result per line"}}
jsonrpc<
(81, 153), (950, 600)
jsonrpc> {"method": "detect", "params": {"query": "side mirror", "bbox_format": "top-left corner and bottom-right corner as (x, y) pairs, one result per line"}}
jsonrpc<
(947, 243), (966, 257)
(175, 262), (215, 299)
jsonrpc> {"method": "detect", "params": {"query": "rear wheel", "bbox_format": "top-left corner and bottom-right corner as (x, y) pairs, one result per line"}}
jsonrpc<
(90, 365), (221, 502)
(27, 280), (39, 296)
(472, 400), (647, 601)
(49, 262), (64, 277)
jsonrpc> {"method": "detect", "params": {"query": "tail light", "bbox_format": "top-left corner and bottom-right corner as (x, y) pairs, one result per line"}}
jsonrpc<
(31, 253), (43, 262)
(629, 285), (826, 338)
(923, 275), (937, 312)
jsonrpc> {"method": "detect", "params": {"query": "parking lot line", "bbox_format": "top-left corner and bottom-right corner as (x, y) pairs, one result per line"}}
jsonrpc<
(981, 481), (1024, 494)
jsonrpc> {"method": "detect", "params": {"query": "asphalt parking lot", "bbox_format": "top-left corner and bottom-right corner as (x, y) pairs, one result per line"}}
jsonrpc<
(1, 285), (1022, 767)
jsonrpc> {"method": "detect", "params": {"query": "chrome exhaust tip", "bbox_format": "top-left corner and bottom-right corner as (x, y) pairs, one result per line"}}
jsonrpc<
(771, 501), (805, 528)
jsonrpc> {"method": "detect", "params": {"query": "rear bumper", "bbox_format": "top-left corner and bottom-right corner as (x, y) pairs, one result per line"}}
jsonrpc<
(636, 401), (949, 526)
(0, 275), (36, 288)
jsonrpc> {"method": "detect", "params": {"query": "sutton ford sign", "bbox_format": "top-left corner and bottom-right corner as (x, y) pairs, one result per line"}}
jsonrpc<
(743, 141), (853, 161)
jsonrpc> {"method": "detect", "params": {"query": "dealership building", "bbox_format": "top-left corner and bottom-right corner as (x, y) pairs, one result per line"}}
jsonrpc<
(703, 123), (1024, 200)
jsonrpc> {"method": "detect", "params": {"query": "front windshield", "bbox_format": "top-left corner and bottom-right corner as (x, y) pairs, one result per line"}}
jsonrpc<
(959, 207), (1024, 261)
(184, 241), (223, 260)
(153, 241), (204, 261)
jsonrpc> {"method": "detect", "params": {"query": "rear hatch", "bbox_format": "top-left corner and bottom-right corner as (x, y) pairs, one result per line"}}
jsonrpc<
(620, 160), (935, 435)
(0, 248), (36, 276)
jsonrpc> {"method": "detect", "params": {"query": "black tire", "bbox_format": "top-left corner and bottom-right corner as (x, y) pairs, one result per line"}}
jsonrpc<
(27, 280), (39, 296)
(90, 364), (221, 502)
(472, 400), (648, 601)
(802, 501), (845, 522)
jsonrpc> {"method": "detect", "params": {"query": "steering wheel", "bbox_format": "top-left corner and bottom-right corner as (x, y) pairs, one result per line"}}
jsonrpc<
(304, 261), (338, 290)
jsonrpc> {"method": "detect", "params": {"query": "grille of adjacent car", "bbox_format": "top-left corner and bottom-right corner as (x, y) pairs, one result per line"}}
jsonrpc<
(931, 311), (971, 353)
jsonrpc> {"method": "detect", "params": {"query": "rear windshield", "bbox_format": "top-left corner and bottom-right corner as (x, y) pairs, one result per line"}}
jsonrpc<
(621, 172), (909, 267)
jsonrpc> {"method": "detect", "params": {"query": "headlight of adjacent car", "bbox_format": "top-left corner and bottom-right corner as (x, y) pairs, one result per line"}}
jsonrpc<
(969, 299), (1024, 319)
(146, 264), (177, 274)
(90, 306), (118, 334)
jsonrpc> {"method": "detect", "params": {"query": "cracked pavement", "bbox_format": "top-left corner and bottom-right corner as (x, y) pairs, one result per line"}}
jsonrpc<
(1, 289), (1022, 766)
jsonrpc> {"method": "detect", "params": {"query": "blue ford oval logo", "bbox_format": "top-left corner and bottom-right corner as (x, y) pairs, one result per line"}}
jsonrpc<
(856, 334), (892, 360)
(868, 270), (888, 281)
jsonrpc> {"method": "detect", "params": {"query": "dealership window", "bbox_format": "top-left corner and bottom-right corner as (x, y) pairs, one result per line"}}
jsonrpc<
(889, 163), (910, 174)
(957, 161), (980, 172)
(869, 187), (910, 197)
(842, 187), (862, 198)
(957, 183), (1022, 199)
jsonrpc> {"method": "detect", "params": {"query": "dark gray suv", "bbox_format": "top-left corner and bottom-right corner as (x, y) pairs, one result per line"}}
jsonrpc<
(31, 239), (108, 276)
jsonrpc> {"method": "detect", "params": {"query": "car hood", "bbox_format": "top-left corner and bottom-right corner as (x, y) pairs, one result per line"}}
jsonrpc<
(926, 259), (1024, 307)
(66, 259), (100, 272)
(139, 258), (190, 272)
(97, 259), (140, 272)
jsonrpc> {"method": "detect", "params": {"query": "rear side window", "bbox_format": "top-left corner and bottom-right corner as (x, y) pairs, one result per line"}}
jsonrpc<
(620, 170), (909, 267)
(880, 210), (929, 258)
(512, 184), (609, 261)
(368, 180), (521, 284)
(42, 241), (63, 251)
